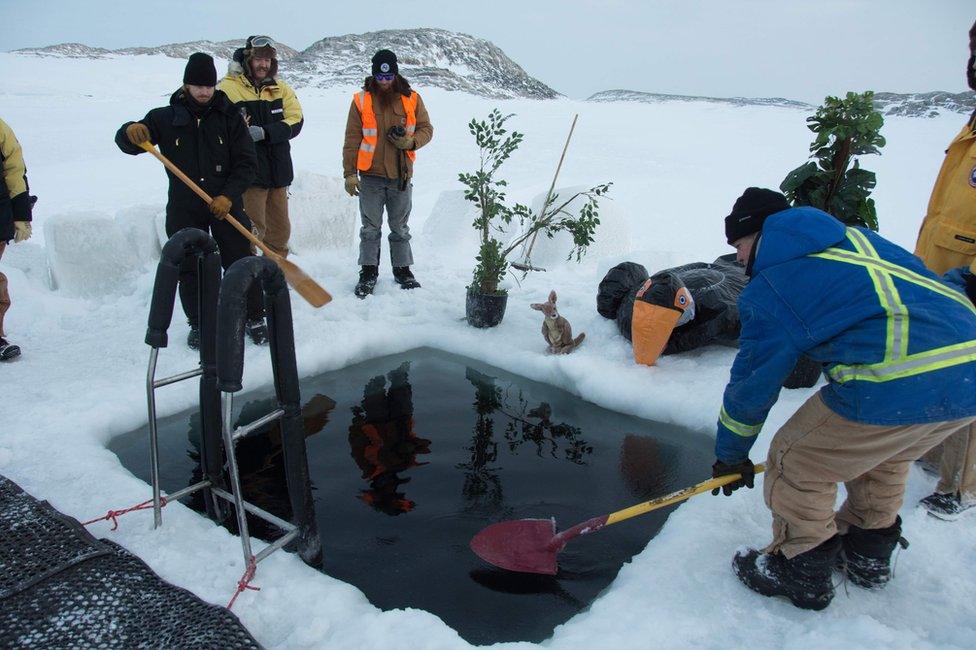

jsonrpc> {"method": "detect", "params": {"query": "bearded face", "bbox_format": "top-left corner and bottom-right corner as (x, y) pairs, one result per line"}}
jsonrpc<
(375, 79), (398, 109)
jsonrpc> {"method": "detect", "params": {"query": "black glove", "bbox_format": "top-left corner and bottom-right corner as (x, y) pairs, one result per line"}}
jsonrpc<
(711, 459), (755, 496)
(965, 272), (976, 305)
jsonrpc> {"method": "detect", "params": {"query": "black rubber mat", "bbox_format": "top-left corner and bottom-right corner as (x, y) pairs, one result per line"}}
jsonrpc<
(0, 475), (262, 649)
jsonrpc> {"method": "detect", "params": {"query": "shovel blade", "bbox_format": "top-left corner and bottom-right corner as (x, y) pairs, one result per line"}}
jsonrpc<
(469, 518), (559, 575)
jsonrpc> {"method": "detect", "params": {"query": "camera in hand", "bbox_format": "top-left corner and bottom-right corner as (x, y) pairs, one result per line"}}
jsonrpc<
(388, 125), (406, 138)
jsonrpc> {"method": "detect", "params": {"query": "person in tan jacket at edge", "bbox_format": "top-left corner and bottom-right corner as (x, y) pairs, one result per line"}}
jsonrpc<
(343, 49), (433, 298)
(912, 19), (976, 521)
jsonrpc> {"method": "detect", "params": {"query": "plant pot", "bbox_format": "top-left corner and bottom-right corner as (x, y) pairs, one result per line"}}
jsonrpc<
(782, 355), (821, 389)
(466, 289), (508, 328)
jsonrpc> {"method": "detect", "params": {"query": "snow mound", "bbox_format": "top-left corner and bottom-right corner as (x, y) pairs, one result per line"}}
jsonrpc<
(44, 210), (158, 297)
(422, 189), (480, 262)
(512, 185), (631, 269)
(287, 171), (358, 254)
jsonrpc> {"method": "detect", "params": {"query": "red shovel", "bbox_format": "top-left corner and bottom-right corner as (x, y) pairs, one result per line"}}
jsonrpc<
(470, 464), (765, 575)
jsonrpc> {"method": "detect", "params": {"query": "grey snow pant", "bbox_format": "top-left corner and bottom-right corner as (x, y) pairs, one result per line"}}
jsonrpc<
(357, 174), (413, 267)
(763, 394), (976, 558)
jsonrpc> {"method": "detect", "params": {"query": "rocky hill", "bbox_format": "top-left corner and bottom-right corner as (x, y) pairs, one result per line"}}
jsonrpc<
(589, 89), (976, 118)
(14, 29), (556, 100)
(15, 39), (300, 61)
(872, 91), (975, 117)
(587, 89), (811, 110)
(289, 28), (558, 99)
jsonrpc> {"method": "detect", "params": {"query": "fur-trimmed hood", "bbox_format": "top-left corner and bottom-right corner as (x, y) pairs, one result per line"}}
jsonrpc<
(228, 47), (280, 87)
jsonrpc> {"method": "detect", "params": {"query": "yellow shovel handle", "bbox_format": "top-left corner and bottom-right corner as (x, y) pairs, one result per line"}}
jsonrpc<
(606, 463), (766, 526)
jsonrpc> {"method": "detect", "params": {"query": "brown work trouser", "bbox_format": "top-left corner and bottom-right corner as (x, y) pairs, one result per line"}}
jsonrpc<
(924, 424), (976, 502)
(764, 394), (976, 558)
(0, 242), (9, 337)
(243, 186), (290, 257)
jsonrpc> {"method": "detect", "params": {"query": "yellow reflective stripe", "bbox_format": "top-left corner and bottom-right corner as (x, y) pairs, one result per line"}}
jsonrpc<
(828, 340), (976, 383)
(846, 230), (909, 359)
(719, 406), (763, 438)
(814, 228), (976, 384)
(813, 250), (976, 316)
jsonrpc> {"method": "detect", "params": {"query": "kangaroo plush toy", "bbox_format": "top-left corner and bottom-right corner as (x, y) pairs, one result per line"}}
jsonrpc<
(531, 290), (585, 354)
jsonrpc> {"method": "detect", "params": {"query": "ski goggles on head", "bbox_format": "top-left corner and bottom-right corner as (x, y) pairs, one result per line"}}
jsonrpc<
(374, 72), (396, 81)
(248, 35), (276, 49)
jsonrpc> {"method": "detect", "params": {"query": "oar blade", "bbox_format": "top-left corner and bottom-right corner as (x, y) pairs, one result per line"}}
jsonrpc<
(278, 258), (332, 308)
(469, 518), (558, 575)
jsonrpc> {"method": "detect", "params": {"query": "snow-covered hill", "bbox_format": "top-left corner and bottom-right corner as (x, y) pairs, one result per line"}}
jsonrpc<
(16, 39), (302, 62)
(589, 88), (976, 118)
(587, 89), (811, 110)
(15, 28), (558, 100)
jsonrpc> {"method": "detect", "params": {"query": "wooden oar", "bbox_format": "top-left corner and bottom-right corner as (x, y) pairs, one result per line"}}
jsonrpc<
(470, 464), (766, 575)
(137, 141), (332, 308)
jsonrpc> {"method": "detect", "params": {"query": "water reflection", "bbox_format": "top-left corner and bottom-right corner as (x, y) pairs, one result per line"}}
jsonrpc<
(185, 392), (335, 542)
(348, 362), (432, 516)
(458, 367), (594, 513)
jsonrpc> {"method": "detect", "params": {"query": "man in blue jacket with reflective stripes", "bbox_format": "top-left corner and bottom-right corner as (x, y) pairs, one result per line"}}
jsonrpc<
(712, 188), (976, 611)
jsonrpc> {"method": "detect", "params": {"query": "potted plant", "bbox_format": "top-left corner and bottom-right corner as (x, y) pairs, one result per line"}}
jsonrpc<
(779, 91), (885, 388)
(458, 109), (610, 328)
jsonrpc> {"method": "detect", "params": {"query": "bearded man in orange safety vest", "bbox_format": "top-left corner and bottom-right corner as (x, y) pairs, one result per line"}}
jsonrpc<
(343, 49), (434, 298)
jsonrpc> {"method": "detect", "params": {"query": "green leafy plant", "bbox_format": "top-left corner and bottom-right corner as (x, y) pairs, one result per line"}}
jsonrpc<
(458, 109), (611, 295)
(780, 91), (885, 230)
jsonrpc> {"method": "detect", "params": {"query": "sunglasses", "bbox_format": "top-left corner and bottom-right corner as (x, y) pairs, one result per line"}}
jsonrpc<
(374, 73), (396, 81)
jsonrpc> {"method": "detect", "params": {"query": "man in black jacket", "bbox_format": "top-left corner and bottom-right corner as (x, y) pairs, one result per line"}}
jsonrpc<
(115, 52), (267, 348)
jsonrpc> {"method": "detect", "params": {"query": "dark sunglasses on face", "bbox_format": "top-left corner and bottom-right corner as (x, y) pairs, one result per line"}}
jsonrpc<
(374, 73), (395, 81)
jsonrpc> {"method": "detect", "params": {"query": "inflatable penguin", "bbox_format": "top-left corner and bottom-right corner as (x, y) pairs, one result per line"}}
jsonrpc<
(597, 255), (747, 366)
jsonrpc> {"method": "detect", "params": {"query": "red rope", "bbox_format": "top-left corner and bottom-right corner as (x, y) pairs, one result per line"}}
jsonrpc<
(227, 557), (260, 609)
(81, 496), (168, 530)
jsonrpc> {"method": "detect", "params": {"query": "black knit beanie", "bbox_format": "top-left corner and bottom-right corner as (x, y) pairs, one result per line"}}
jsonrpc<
(725, 187), (791, 244)
(183, 52), (217, 86)
(371, 49), (399, 76)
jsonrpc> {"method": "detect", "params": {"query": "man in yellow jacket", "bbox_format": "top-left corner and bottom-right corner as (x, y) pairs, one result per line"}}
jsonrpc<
(912, 20), (976, 520)
(343, 49), (433, 298)
(219, 35), (303, 258)
(0, 117), (34, 362)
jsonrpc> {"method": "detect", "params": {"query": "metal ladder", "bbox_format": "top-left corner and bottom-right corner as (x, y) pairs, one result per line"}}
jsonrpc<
(144, 233), (319, 577)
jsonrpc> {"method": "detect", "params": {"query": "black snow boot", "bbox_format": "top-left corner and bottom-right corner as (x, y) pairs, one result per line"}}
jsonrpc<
(393, 266), (421, 290)
(919, 491), (976, 521)
(355, 265), (379, 299)
(838, 516), (908, 589)
(732, 535), (841, 611)
(0, 337), (21, 361)
(186, 327), (200, 351)
(245, 318), (269, 346)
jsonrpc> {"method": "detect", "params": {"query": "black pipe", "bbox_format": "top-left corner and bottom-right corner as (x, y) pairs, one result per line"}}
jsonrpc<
(216, 257), (322, 564)
(146, 228), (227, 523)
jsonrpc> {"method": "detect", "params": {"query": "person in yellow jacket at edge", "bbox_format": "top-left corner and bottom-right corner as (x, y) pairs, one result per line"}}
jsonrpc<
(912, 19), (976, 521)
(219, 35), (303, 260)
(343, 49), (433, 298)
(0, 117), (35, 362)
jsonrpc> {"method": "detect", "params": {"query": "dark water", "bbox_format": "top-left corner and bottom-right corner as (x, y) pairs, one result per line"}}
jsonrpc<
(109, 348), (712, 645)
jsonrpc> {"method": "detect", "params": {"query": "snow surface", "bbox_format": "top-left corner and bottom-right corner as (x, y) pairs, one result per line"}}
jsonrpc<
(2, 52), (974, 649)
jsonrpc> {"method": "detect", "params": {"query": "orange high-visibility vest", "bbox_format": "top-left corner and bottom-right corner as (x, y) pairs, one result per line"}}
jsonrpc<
(353, 90), (418, 171)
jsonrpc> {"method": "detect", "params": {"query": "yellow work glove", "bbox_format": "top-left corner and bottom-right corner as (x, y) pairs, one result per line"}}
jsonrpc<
(344, 175), (359, 197)
(209, 195), (232, 219)
(13, 221), (32, 243)
(126, 123), (151, 146)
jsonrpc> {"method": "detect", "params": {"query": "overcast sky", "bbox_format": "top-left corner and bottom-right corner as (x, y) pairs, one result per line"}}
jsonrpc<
(3, 0), (972, 101)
